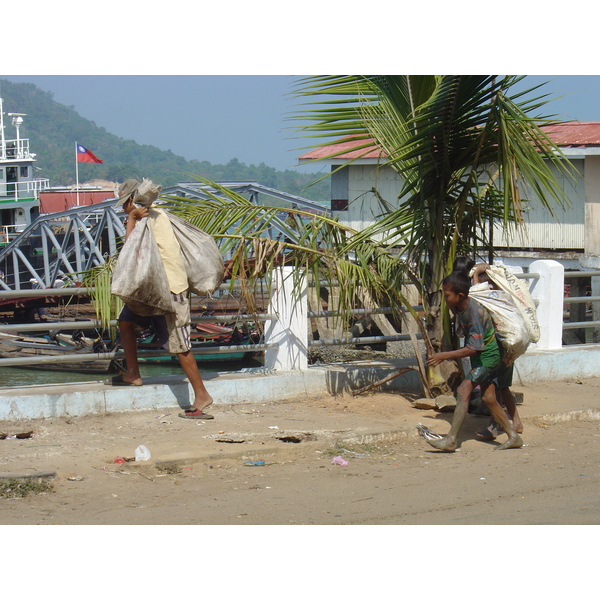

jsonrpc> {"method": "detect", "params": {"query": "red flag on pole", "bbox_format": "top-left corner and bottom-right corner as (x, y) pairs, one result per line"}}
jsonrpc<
(76, 144), (103, 163)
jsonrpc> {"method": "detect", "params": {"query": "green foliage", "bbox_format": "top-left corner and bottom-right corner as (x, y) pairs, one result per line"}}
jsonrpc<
(0, 477), (53, 498)
(83, 258), (123, 341)
(164, 176), (418, 328)
(0, 79), (330, 202)
(290, 75), (576, 353)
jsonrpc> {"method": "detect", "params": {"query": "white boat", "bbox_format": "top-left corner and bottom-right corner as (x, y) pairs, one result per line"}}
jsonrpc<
(0, 97), (50, 244)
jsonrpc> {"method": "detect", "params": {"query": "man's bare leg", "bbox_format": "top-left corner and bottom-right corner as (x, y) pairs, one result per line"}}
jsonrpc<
(176, 350), (213, 412)
(425, 379), (473, 452)
(118, 320), (143, 386)
(482, 384), (523, 450)
(500, 387), (523, 433)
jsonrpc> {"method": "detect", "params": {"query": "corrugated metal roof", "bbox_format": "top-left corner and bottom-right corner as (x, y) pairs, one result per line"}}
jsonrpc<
(298, 137), (383, 160)
(299, 122), (600, 160)
(541, 122), (600, 147)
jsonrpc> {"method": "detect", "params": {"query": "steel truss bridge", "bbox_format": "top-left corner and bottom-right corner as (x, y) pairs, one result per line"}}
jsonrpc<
(0, 181), (328, 291)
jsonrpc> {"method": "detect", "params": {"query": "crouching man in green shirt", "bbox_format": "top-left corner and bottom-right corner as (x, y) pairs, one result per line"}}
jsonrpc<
(425, 271), (523, 452)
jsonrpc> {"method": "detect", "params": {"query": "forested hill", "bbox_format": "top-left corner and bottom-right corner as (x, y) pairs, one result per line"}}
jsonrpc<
(0, 79), (330, 203)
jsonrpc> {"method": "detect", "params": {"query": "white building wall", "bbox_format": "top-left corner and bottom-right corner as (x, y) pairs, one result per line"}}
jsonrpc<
(340, 165), (403, 232)
(583, 155), (600, 268)
(334, 160), (587, 251)
(493, 159), (585, 250)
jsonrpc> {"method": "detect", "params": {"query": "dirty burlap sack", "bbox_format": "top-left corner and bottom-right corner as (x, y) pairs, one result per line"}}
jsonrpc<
(483, 265), (540, 343)
(469, 283), (531, 365)
(164, 211), (224, 296)
(111, 218), (174, 316)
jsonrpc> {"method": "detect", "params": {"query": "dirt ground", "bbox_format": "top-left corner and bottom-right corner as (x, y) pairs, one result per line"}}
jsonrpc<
(1, 378), (600, 526)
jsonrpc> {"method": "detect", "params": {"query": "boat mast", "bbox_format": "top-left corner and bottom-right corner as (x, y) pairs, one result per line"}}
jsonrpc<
(0, 97), (6, 160)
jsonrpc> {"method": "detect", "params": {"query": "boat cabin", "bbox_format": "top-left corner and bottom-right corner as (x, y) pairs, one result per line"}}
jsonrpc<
(0, 97), (49, 244)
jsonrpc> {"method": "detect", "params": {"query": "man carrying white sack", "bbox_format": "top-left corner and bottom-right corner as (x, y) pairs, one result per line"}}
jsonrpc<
(105, 178), (216, 420)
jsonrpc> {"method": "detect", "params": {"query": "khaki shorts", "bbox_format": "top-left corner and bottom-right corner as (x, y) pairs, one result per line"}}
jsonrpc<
(119, 292), (191, 354)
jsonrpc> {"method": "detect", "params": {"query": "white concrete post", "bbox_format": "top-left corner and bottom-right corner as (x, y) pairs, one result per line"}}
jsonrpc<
(264, 267), (308, 371)
(528, 259), (564, 350)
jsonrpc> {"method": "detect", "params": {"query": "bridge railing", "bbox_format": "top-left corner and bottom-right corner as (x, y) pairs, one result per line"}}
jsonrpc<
(0, 261), (598, 373)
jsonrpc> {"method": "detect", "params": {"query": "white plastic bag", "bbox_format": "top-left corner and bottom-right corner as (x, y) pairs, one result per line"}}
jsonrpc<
(135, 445), (151, 461)
(111, 219), (175, 316)
(469, 283), (531, 365)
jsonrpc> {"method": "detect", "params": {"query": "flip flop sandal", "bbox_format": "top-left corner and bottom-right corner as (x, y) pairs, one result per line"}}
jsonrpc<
(179, 408), (214, 420)
(476, 423), (501, 441)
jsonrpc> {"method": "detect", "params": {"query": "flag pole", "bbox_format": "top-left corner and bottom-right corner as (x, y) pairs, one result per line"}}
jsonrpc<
(75, 142), (80, 206)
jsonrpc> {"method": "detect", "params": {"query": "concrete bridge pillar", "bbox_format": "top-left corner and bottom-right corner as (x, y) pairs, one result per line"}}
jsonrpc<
(529, 259), (564, 350)
(264, 267), (308, 371)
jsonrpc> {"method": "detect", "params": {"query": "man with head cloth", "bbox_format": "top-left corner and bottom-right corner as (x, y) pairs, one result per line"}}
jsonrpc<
(107, 178), (214, 419)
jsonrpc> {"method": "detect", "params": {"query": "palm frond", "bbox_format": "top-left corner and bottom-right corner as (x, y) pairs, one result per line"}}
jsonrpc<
(82, 257), (122, 341)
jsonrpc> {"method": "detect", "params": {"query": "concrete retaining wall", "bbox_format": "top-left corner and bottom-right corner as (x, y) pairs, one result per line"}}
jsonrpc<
(1, 345), (598, 421)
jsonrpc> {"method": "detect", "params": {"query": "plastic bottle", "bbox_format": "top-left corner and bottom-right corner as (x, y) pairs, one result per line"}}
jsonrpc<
(135, 445), (151, 461)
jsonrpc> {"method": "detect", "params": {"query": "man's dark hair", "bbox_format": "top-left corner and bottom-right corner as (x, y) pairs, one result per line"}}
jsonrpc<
(452, 256), (475, 275)
(442, 271), (470, 297)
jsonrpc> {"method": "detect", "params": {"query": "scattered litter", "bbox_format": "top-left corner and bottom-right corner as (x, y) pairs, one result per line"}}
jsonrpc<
(276, 433), (316, 443)
(480, 477), (486, 480)
(416, 423), (443, 441)
(1, 431), (33, 440)
(155, 413), (171, 419)
(114, 456), (126, 464)
(66, 475), (84, 481)
(244, 461), (266, 467)
(268, 426), (279, 429)
(135, 445), (151, 461)
(331, 456), (349, 466)
(218, 430), (225, 434)
(339, 447), (369, 457)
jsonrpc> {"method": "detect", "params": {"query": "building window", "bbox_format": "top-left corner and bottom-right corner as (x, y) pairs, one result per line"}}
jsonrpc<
(331, 199), (349, 211)
(20, 166), (28, 178)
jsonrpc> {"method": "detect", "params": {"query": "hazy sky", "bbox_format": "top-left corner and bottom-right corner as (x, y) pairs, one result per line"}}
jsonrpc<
(1, 75), (310, 172)
(2, 75), (600, 174)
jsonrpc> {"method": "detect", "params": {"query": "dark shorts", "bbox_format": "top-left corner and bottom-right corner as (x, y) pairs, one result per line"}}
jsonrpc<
(118, 292), (191, 354)
(466, 351), (501, 387)
(465, 360), (513, 390)
(118, 304), (169, 348)
(119, 293), (192, 354)
(466, 365), (500, 386)
(495, 364), (514, 389)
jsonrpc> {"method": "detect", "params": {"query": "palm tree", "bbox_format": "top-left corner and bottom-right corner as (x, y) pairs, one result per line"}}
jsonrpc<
(86, 76), (575, 398)
(289, 75), (575, 370)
